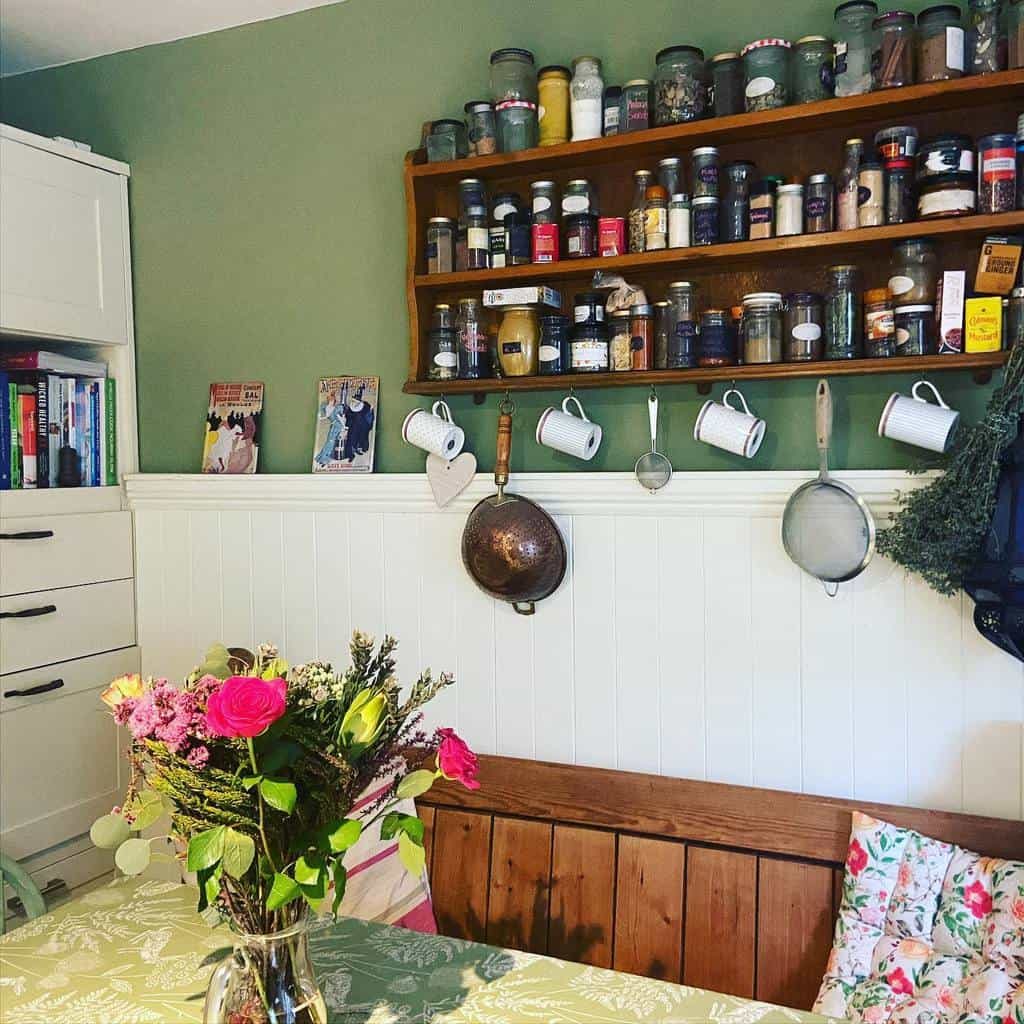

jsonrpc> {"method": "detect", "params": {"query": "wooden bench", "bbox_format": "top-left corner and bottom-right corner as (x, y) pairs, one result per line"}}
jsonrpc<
(419, 755), (1023, 1012)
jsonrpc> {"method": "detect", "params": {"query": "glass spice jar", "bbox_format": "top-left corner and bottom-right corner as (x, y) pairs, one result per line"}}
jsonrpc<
(967, 0), (1007, 73)
(857, 160), (885, 227)
(742, 292), (785, 363)
(916, 5), (965, 80)
(863, 287), (896, 357)
(497, 305), (539, 377)
(531, 180), (557, 223)
(1018, 113), (1024, 208)
(750, 180), (777, 239)
(426, 119), (469, 163)
(741, 38), (792, 111)
(698, 309), (735, 366)
(603, 86), (622, 135)
(629, 170), (653, 253)
(621, 80), (652, 132)
(776, 183), (805, 236)
(669, 194), (691, 247)
(431, 302), (454, 330)
(1011, 0), (1024, 67)
(609, 310), (633, 371)
(573, 291), (605, 327)
(825, 265), (863, 359)
(457, 298), (490, 379)
(1008, 285), (1024, 346)
(784, 292), (825, 361)
(917, 172), (977, 217)
(504, 210), (532, 265)
(721, 161), (757, 243)
(562, 178), (597, 218)
(838, 138), (865, 231)
(805, 173), (835, 232)
(565, 213), (598, 258)
(654, 301), (673, 368)
(425, 217), (456, 274)
(570, 56), (604, 142)
(428, 326), (458, 380)
(692, 195), (720, 245)
(537, 66), (571, 147)
(978, 133), (1018, 214)
(465, 209), (489, 270)
(691, 147), (720, 198)
(490, 48), (538, 153)
(884, 159), (915, 223)
(792, 36), (836, 103)
(834, 0), (879, 96)
(894, 303), (935, 355)
(654, 45), (707, 124)
(658, 157), (683, 198)
(644, 185), (669, 250)
(872, 11), (916, 89)
(464, 101), (498, 156)
(709, 52), (744, 117)
(630, 303), (655, 370)
(538, 314), (571, 375)
(667, 281), (698, 368)
(889, 238), (938, 305)
(571, 323), (609, 372)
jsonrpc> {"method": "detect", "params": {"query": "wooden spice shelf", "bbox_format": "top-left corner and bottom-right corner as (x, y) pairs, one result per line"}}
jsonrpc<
(403, 351), (1009, 397)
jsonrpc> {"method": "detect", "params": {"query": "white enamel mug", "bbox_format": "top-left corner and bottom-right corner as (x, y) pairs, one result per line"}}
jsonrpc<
(402, 400), (465, 460)
(878, 380), (959, 454)
(536, 395), (602, 461)
(693, 388), (766, 459)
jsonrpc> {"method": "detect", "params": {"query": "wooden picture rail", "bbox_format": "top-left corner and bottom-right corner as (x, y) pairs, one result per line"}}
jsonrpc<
(418, 755), (1024, 1012)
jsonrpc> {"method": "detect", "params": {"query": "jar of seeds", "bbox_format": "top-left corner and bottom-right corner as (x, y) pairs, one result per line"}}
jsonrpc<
(464, 101), (497, 156)
(978, 133), (1018, 213)
(792, 35), (836, 102)
(609, 310), (633, 371)
(741, 38), (792, 111)
(629, 170), (653, 252)
(654, 45), (707, 124)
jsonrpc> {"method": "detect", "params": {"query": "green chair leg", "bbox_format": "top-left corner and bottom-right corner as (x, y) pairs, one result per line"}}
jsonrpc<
(0, 852), (46, 935)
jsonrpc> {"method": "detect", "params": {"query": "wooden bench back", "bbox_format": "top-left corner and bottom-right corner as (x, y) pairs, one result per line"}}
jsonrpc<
(420, 755), (1023, 1011)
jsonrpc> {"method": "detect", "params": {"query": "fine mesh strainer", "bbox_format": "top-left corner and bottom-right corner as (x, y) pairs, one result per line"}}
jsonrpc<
(635, 390), (672, 492)
(781, 380), (876, 596)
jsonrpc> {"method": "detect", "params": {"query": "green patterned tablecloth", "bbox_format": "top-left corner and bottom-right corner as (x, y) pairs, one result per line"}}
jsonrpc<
(0, 878), (831, 1023)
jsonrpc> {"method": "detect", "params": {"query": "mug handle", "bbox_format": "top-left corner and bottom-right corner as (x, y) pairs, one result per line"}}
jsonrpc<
(432, 399), (454, 422)
(911, 380), (948, 409)
(562, 394), (588, 421)
(722, 388), (752, 416)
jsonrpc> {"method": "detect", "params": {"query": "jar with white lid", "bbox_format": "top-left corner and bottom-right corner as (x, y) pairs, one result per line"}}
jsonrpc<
(741, 292), (784, 363)
(669, 194), (691, 248)
(570, 56), (604, 141)
(776, 184), (804, 236)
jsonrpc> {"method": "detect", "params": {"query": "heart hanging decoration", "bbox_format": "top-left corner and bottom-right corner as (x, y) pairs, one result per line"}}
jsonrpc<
(426, 451), (477, 509)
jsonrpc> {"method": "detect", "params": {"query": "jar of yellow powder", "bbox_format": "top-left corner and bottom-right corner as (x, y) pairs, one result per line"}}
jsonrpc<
(498, 306), (540, 376)
(538, 66), (571, 147)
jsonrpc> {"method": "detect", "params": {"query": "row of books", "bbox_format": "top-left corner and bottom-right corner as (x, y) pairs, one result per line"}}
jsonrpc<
(0, 352), (117, 490)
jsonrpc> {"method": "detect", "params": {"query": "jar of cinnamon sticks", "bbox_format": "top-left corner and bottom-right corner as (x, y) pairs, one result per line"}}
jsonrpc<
(872, 10), (916, 88)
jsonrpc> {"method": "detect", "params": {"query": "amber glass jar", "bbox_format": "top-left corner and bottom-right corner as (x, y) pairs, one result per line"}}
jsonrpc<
(497, 305), (539, 376)
(538, 66), (571, 146)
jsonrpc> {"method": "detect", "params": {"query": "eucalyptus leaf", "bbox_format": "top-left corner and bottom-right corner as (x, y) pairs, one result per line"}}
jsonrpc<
(115, 837), (152, 876)
(397, 831), (426, 877)
(90, 813), (130, 850)
(259, 778), (297, 815)
(395, 769), (436, 800)
(266, 872), (301, 911)
(221, 829), (256, 879)
(187, 826), (226, 872)
(328, 819), (362, 853)
(126, 789), (165, 831)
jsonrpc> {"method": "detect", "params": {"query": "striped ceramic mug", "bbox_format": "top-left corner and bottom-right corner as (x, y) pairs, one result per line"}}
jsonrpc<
(878, 380), (959, 453)
(693, 388), (766, 459)
(536, 395), (602, 461)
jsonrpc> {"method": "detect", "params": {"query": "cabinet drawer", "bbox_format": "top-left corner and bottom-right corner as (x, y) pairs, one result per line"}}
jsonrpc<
(0, 511), (133, 597)
(0, 579), (136, 675)
(3, 845), (113, 929)
(1, 645), (139, 714)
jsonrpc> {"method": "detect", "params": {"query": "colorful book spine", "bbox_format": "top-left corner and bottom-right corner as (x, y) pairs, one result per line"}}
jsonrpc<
(9, 382), (21, 489)
(89, 381), (101, 486)
(103, 378), (117, 486)
(75, 380), (91, 486)
(47, 375), (61, 487)
(0, 372), (10, 490)
(19, 393), (37, 489)
(34, 376), (49, 488)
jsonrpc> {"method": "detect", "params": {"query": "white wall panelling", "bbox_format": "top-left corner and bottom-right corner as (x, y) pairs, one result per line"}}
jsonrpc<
(126, 472), (1024, 820)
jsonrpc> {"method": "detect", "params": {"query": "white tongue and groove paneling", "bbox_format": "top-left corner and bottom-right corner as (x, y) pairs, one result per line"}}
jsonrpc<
(126, 472), (1024, 821)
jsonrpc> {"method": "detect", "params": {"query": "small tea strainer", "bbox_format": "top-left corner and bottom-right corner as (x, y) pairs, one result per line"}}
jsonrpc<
(635, 390), (672, 492)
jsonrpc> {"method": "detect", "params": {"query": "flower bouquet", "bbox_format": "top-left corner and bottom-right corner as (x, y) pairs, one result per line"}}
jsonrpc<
(91, 633), (478, 1024)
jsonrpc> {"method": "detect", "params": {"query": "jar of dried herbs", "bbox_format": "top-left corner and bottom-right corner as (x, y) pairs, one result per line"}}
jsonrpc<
(894, 304), (935, 355)
(792, 36), (836, 103)
(538, 66), (571, 147)
(562, 179), (597, 217)
(741, 39), (791, 111)
(916, 5), (965, 80)
(464, 101), (497, 156)
(667, 282), (698, 368)
(967, 0), (1007, 73)
(490, 48), (538, 152)
(825, 265), (863, 359)
(884, 159), (915, 223)
(709, 52), (744, 116)
(427, 119), (469, 163)
(834, 0), (879, 95)
(654, 45), (707, 125)
(722, 161), (757, 242)
(692, 195), (720, 245)
(629, 170), (653, 253)
(872, 11), (916, 89)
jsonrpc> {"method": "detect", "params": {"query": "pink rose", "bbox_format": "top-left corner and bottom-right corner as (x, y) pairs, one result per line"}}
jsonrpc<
(205, 676), (287, 738)
(436, 729), (480, 790)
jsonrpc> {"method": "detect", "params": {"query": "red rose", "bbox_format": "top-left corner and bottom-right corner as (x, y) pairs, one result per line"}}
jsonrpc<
(436, 729), (480, 790)
(887, 967), (913, 996)
(205, 676), (287, 738)
(963, 879), (993, 919)
(846, 839), (868, 877)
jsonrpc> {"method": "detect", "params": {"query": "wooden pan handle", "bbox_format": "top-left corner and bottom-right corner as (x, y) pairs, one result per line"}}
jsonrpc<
(494, 411), (512, 488)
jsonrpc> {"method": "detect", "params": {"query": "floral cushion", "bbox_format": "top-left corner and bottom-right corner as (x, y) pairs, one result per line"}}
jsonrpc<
(814, 812), (1024, 1023)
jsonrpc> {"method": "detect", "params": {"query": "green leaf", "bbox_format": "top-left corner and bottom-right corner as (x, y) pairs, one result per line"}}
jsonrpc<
(221, 829), (256, 879)
(187, 826), (226, 872)
(257, 740), (303, 776)
(380, 812), (424, 844)
(198, 863), (223, 911)
(328, 819), (362, 854)
(398, 831), (426, 877)
(125, 789), (166, 831)
(259, 778), (297, 815)
(395, 769), (436, 800)
(331, 861), (347, 915)
(90, 813), (131, 850)
(241, 775), (262, 790)
(115, 837), (152, 876)
(294, 854), (322, 887)
(266, 872), (302, 911)
(298, 872), (327, 908)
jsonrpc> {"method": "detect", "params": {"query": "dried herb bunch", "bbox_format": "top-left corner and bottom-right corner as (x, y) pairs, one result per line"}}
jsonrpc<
(878, 344), (1024, 595)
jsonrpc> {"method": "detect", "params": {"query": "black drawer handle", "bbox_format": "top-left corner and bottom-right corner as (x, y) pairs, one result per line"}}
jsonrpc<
(0, 604), (57, 620)
(4, 678), (64, 698)
(0, 531), (54, 540)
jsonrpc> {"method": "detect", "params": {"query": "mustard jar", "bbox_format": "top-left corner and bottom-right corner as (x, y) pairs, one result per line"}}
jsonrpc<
(497, 305), (540, 376)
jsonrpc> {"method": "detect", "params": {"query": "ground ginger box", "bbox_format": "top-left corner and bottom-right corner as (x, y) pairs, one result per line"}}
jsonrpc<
(974, 236), (1022, 295)
(964, 296), (1002, 353)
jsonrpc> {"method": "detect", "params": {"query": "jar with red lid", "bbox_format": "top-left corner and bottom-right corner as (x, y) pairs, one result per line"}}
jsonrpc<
(741, 38), (792, 111)
(978, 133), (1018, 214)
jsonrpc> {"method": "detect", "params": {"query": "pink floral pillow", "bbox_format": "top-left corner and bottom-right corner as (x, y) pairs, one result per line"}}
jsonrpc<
(814, 812), (1024, 1024)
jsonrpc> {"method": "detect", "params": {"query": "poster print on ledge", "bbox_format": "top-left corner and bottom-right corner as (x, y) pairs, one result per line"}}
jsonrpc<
(312, 376), (378, 473)
(201, 382), (263, 474)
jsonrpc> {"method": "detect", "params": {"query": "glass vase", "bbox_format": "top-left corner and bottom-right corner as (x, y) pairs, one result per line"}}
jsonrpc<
(204, 913), (327, 1024)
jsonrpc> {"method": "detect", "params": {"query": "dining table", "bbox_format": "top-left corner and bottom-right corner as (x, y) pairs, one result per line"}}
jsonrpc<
(0, 876), (834, 1023)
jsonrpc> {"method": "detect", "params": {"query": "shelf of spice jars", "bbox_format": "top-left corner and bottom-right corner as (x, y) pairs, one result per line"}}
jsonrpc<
(402, 350), (1009, 397)
(406, 70), (1024, 181)
(411, 211), (1024, 290)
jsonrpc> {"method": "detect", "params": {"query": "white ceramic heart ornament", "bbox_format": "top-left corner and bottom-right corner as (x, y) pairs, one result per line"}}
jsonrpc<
(426, 451), (477, 509)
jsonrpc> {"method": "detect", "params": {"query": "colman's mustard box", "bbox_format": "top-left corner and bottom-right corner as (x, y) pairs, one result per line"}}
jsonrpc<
(964, 296), (1002, 353)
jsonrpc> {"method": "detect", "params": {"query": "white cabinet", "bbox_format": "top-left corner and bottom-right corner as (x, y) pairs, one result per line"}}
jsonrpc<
(0, 126), (131, 346)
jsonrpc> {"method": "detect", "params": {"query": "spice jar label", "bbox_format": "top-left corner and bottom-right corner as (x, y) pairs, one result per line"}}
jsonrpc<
(630, 336), (645, 351)
(889, 275), (915, 297)
(945, 27), (964, 71)
(539, 345), (559, 361)
(792, 322), (823, 342)
(745, 76), (775, 98)
(434, 352), (458, 367)
(533, 196), (552, 214)
(501, 342), (523, 355)
(805, 196), (828, 218)
(563, 195), (590, 214)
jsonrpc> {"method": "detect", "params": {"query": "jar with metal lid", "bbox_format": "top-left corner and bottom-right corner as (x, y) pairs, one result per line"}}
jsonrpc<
(490, 48), (538, 153)
(603, 86), (622, 135)
(968, 0), (1007, 73)
(776, 183), (804, 236)
(573, 291), (605, 327)
(838, 138), (864, 231)
(1008, 285), (1024, 346)
(504, 210), (532, 266)
(894, 304), (935, 355)
(428, 326), (458, 380)
(492, 192), (523, 225)
(825, 265), (863, 359)
(538, 314), (571, 375)
(741, 292), (784, 364)
(978, 133), (1018, 214)
(857, 161), (885, 227)
(875, 125), (919, 161)
(629, 170), (653, 253)
(565, 213), (598, 258)
(805, 173), (835, 232)
(464, 210), (489, 270)
(1018, 113), (1024, 208)
(562, 179), (597, 218)
(630, 304), (655, 370)
(792, 36), (836, 102)
(658, 157), (683, 198)
(653, 301), (673, 368)
(621, 80), (652, 132)
(654, 45), (707, 124)
(872, 11), (916, 89)
(834, 0), (879, 95)
(889, 239), (937, 306)
(571, 56), (604, 142)
(784, 292), (824, 361)
(692, 195), (720, 245)
(691, 147), (720, 198)
(531, 182), (559, 263)
(864, 288), (896, 357)
(425, 217), (456, 274)
(537, 66), (571, 147)
(497, 306), (539, 377)
(464, 101), (497, 156)
(884, 160), (915, 223)
(741, 38), (792, 111)
(666, 281), (698, 368)
(457, 298), (490, 379)
(426, 119), (469, 163)
(699, 309), (737, 366)
(669, 194), (691, 248)
(609, 310), (633, 371)
(709, 53), (743, 117)
(722, 161), (757, 243)
(916, 5), (965, 80)
(531, 181), (558, 224)
(644, 185), (669, 250)
(1011, 0), (1024, 67)
(571, 322), (609, 372)
(750, 180), (777, 239)
(918, 133), (974, 180)
(917, 172), (976, 217)
(431, 303), (454, 330)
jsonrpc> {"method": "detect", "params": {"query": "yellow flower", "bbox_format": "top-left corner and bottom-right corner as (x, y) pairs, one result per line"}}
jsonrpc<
(100, 673), (144, 709)
(340, 688), (387, 748)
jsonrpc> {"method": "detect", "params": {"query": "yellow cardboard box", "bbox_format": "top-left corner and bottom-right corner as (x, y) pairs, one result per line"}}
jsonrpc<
(964, 296), (1002, 353)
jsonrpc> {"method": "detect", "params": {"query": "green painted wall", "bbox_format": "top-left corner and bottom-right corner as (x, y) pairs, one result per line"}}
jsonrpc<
(0, 0), (994, 474)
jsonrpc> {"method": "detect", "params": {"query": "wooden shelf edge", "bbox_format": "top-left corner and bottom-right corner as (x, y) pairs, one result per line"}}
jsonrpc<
(402, 352), (1008, 396)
